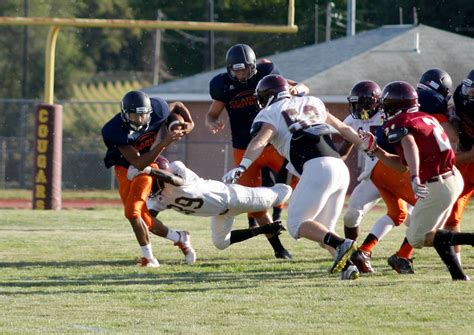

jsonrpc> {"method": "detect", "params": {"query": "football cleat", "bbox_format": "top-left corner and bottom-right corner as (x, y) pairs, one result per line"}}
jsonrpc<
(137, 257), (160, 268)
(350, 249), (375, 273)
(387, 254), (415, 274)
(340, 264), (360, 280)
(329, 239), (358, 273)
(175, 231), (196, 265)
(274, 248), (293, 260)
(264, 221), (286, 236)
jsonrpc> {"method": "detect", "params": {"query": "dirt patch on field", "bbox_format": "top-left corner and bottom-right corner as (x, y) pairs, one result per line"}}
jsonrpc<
(0, 199), (121, 209)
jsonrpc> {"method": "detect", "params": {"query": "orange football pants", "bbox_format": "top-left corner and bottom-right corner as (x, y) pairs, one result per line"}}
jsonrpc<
(370, 161), (416, 226)
(114, 164), (157, 229)
(233, 145), (288, 217)
(445, 162), (474, 227)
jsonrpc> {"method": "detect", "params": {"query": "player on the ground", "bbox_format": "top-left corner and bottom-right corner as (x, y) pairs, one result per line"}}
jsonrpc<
(102, 90), (196, 268)
(362, 81), (474, 281)
(206, 43), (308, 259)
(223, 74), (372, 280)
(128, 156), (291, 254)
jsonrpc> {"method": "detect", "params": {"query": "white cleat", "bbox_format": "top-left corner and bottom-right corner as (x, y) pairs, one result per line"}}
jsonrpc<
(329, 239), (358, 274)
(175, 231), (197, 265)
(340, 264), (360, 280)
(137, 257), (160, 268)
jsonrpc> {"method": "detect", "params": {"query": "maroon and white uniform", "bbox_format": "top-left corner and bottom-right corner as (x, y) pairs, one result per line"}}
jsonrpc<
(383, 111), (464, 247)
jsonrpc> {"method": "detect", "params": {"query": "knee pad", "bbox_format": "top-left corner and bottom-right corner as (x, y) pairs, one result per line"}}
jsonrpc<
(344, 208), (363, 228)
(212, 237), (230, 250)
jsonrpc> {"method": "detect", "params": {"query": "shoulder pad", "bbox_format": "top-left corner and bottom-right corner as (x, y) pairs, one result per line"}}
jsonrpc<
(387, 127), (408, 143)
(150, 97), (170, 121)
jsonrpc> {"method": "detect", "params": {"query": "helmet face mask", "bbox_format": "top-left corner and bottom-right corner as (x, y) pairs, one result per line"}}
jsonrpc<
(347, 80), (381, 120)
(381, 81), (418, 120)
(255, 75), (291, 110)
(461, 72), (474, 104)
(226, 44), (257, 84)
(121, 91), (153, 131)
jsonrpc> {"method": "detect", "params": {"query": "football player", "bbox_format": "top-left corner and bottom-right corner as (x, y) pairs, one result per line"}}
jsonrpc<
(102, 90), (196, 268)
(362, 81), (474, 281)
(443, 69), (474, 265)
(206, 44), (307, 260)
(339, 81), (385, 241)
(223, 74), (370, 280)
(128, 157), (291, 255)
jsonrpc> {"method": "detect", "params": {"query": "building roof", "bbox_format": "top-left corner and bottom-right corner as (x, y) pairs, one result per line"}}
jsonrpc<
(143, 24), (473, 101)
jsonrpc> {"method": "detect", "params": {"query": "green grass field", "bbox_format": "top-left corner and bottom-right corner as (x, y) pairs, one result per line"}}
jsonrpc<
(0, 206), (473, 334)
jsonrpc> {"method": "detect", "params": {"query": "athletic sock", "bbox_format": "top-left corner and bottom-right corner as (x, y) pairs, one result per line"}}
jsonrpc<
(272, 207), (282, 221)
(140, 243), (154, 260)
(323, 232), (345, 249)
(248, 217), (258, 228)
(450, 232), (474, 246)
(267, 234), (285, 252)
(396, 237), (414, 259)
(359, 233), (378, 253)
(230, 229), (256, 244)
(166, 229), (180, 243)
(433, 230), (466, 280)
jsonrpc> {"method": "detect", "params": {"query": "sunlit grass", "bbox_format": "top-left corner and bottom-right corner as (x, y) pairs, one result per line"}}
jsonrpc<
(0, 207), (473, 334)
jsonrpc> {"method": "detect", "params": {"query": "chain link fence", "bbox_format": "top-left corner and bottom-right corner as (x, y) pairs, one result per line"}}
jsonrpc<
(0, 99), (232, 190)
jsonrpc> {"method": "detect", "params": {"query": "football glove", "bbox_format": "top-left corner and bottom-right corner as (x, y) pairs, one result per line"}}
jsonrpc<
(222, 166), (246, 184)
(411, 176), (429, 199)
(359, 130), (378, 154)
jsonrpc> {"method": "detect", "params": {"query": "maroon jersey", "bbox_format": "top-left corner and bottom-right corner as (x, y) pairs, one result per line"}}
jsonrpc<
(383, 111), (455, 183)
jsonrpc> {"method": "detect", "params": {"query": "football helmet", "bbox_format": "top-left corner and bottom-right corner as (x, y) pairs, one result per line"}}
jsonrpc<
(226, 44), (257, 84)
(255, 74), (291, 110)
(121, 91), (152, 131)
(347, 80), (382, 120)
(461, 69), (474, 104)
(150, 156), (170, 197)
(155, 155), (170, 170)
(417, 68), (452, 98)
(381, 81), (418, 119)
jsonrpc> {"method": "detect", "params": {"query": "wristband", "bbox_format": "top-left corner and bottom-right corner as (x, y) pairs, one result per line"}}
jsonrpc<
(410, 175), (418, 181)
(167, 120), (182, 131)
(239, 158), (253, 170)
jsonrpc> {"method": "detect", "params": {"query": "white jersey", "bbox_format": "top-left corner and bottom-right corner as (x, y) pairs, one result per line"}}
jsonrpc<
(343, 110), (384, 181)
(253, 95), (330, 170)
(147, 161), (230, 216)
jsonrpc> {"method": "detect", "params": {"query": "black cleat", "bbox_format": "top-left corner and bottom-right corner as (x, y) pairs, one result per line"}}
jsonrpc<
(265, 221), (286, 235)
(275, 248), (293, 260)
(350, 249), (375, 273)
(387, 254), (414, 274)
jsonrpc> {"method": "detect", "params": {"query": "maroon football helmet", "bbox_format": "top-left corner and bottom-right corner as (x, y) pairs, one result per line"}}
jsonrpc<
(381, 81), (419, 119)
(347, 80), (382, 120)
(255, 74), (291, 110)
(155, 155), (170, 170)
